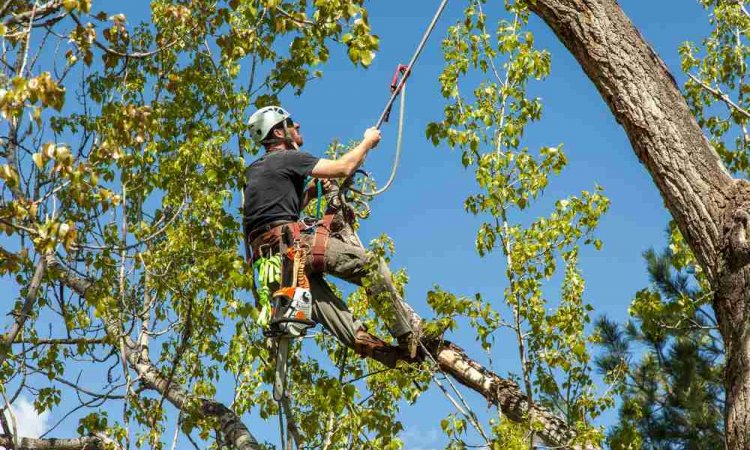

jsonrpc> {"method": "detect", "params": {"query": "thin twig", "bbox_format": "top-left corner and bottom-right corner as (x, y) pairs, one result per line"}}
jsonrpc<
(69, 13), (179, 59)
(688, 73), (750, 119)
(274, 6), (314, 26)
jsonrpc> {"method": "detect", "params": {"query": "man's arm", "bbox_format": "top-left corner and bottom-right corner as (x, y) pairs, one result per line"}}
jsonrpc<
(311, 127), (381, 179)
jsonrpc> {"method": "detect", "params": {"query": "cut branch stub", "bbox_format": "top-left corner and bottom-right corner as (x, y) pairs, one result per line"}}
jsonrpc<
(728, 209), (750, 267)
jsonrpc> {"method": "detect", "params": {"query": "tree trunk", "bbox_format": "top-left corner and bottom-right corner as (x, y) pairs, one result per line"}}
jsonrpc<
(523, 0), (750, 448)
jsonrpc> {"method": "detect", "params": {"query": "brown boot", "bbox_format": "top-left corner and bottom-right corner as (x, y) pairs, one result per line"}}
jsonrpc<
(353, 329), (412, 368)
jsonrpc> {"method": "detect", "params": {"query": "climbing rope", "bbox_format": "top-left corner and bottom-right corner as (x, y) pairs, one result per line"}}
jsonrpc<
(374, 0), (449, 130)
(348, 81), (407, 197)
(345, 0), (450, 197)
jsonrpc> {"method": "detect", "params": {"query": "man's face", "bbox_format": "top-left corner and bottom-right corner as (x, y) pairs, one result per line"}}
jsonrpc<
(273, 118), (303, 148)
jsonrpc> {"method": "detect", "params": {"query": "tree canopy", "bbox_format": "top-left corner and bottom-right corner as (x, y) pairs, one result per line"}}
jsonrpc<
(2, 0), (750, 449)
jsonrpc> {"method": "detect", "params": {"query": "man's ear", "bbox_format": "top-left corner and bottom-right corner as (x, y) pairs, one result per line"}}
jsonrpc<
(272, 127), (285, 139)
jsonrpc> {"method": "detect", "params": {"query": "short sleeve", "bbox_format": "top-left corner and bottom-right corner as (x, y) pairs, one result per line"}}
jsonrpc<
(281, 151), (320, 178)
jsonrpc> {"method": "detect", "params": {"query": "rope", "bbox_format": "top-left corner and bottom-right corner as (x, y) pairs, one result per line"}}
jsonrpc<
(375, 0), (450, 130)
(349, 82), (406, 197)
(345, 0), (450, 197)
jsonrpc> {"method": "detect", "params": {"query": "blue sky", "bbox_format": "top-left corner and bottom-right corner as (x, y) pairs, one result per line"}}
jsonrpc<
(1, 1), (715, 449)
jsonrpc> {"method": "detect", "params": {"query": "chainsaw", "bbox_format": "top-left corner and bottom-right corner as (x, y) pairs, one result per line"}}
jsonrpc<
(265, 231), (315, 402)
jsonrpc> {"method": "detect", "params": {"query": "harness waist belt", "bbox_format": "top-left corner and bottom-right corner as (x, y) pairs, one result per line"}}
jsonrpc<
(247, 219), (296, 243)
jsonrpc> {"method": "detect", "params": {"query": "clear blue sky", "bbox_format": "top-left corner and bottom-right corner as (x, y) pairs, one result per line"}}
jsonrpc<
(2, 1), (713, 448)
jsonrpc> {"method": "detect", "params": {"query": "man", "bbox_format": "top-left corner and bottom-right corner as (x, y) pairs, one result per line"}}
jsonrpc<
(243, 105), (420, 367)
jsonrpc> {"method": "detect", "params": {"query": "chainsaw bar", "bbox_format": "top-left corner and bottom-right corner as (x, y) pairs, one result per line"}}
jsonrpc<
(273, 336), (291, 402)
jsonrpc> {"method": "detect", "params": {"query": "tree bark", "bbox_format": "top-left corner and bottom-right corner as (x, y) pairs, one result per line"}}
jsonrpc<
(523, 0), (750, 448)
(0, 435), (103, 450)
(1, 258), (46, 354)
(430, 341), (595, 449)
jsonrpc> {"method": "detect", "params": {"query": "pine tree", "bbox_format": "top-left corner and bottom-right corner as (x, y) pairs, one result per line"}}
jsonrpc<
(596, 245), (724, 449)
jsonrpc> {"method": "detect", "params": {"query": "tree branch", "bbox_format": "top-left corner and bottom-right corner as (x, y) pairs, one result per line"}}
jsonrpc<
(688, 73), (750, 120)
(47, 257), (262, 450)
(0, 435), (102, 450)
(2, 257), (47, 350)
(3, 0), (62, 28)
(427, 341), (595, 449)
(69, 14), (180, 60)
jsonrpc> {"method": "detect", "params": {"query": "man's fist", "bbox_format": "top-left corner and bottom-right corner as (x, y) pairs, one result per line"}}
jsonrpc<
(363, 127), (382, 148)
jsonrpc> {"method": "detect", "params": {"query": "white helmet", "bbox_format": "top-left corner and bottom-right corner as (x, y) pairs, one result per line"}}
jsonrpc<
(247, 105), (291, 144)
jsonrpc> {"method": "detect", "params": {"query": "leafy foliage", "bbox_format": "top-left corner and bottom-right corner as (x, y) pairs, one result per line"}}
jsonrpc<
(427, 0), (610, 447)
(0, 0), (401, 448)
(681, 0), (750, 177)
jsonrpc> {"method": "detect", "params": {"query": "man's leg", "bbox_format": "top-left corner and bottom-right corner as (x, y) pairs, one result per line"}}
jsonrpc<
(308, 274), (361, 348)
(308, 236), (420, 353)
(307, 275), (411, 367)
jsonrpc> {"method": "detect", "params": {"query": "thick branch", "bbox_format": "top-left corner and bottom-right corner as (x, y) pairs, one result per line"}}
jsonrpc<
(47, 258), (261, 450)
(428, 341), (595, 449)
(2, 258), (47, 350)
(3, 0), (62, 27)
(0, 435), (102, 450)
(527, 0), (734, 281)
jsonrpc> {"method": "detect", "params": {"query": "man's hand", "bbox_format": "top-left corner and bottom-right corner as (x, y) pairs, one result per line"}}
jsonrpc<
(306, 178), (333, 194)
(363, 127), (382, 149)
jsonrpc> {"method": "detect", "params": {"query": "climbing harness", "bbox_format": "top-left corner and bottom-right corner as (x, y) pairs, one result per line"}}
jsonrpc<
(345, 0), (450, 197)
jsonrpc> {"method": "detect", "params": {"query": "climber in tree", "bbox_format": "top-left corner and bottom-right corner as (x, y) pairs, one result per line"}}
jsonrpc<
(243, 105), (421, 366)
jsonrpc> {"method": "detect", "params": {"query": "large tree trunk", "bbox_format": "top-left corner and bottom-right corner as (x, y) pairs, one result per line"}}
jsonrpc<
(524, 0), (750, 448)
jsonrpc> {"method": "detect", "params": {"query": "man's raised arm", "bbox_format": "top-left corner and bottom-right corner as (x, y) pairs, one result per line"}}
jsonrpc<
(311, 127), (381, 179)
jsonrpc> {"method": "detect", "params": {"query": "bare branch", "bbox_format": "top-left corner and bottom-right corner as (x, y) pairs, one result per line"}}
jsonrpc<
(426, 341), (596, 449)
(274, 6), (314, 26)
(688, 73), (750, 120)
(69, 14), (180, 60)
(49, 257), (263, 450)
(12, 337), (106, 345)
(4, 0), (62, 28)
(2, 257), (47, 350)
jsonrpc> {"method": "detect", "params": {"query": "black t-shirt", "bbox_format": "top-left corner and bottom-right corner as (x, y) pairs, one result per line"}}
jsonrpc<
(243, 149), (320, 233)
